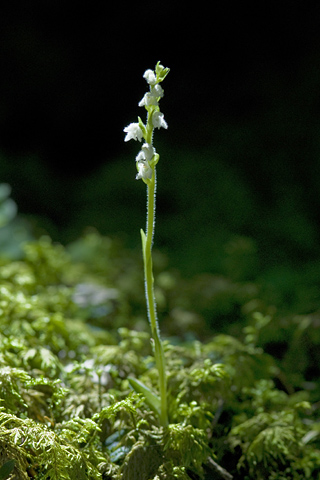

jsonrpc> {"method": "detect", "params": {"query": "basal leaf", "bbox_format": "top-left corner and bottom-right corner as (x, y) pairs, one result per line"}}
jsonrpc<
(128, 377), (161, 418)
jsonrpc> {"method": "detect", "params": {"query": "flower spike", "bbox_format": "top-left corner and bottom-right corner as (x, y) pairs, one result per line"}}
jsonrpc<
(123, 63), (170, 426)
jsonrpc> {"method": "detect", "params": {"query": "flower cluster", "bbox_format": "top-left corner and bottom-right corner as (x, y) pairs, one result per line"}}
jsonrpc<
(123, 62), (169, 181)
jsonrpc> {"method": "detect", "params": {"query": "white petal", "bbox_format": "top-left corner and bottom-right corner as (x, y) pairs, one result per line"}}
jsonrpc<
(136, 161), (153, 180)
(139, 92), (159, 107)
(143, 69), (157, 85)
(141, 143), (156, 161)
(123, 123), (143, 142)
(151, 84), (164, 98)
(135, 150), (145, 162)
(152, 111), (168, 129)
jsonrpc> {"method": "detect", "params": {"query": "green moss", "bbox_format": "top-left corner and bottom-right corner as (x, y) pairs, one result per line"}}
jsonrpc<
(0, 232), (319, 479)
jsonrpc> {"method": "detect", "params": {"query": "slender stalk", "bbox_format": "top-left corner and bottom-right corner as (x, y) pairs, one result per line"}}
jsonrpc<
(124, 63), (170, 426)
(143, 166), (168, 427)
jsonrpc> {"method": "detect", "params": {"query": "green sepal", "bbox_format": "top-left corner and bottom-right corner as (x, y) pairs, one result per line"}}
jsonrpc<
(128, 377), (161, 418)
(151, 154), (160, 167)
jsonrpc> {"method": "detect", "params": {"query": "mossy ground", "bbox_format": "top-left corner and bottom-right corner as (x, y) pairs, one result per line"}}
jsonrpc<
(0, 229), (319, 479)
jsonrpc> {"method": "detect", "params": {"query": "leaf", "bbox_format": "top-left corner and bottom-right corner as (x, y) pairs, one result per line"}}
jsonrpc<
(140, 229), (147, 266)
(128, 377), (161, 419)
(137, 117), (147, 138)
(121, 441), (162, 480)
(0, 460), (15, 480)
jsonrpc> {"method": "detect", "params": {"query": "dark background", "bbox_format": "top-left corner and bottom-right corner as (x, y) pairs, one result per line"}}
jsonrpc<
(1, 1), (320, 276)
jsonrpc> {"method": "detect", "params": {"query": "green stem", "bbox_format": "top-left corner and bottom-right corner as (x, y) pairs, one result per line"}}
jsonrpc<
(143, 167), (168, 427)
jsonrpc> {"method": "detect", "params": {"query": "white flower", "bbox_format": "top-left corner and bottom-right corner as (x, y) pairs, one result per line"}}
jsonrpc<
(136, 161), (153, 180)
(152, 111), (168, 129)
(138, 84), (164, 107)
(135, 150), (145, 162)
(141, 143), (156, 161)
(151, 84), (164, 98)
(138, 92), (159, 107)
(143, 69), (157, 85)
(123, 122), (143, 142)
(135, 143), (156, 180)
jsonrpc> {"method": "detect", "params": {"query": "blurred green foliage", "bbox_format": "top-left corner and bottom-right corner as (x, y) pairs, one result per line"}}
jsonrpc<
(0, 183), (32, 259)
(0, 216), (319, 477)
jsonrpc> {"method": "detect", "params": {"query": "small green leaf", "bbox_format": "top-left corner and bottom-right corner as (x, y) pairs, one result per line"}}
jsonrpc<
(0, 460), (15, 480)
(140, 229), (147, 266)
(140, 228), (146, 248)
(128, 377), (161, 418)
(137, 117), (147, 138)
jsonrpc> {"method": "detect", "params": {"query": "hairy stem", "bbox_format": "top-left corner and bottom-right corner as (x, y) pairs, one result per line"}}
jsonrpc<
(143, 168), (168, 427)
